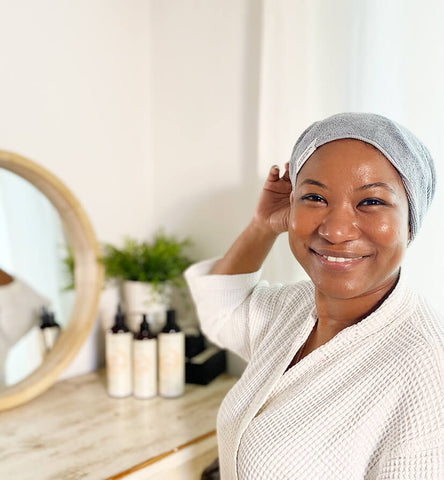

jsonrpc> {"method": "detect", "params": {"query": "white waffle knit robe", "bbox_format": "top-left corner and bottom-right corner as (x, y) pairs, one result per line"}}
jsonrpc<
(185, 259), (444, 480)
(0, 278), (48, 386)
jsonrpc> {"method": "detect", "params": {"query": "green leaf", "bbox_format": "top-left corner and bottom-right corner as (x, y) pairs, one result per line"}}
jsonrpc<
(99, 229), (193, 284)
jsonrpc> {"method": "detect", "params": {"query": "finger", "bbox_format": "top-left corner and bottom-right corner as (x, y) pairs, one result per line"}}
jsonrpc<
(267, 164), (281, 180)
(282, 162), (290, 181)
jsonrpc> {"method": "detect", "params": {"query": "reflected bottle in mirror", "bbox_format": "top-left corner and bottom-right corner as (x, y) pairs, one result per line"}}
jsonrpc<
(39, 307), (61, 356)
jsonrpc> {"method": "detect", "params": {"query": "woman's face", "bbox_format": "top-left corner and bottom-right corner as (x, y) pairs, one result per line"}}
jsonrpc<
(288, 139), (410, 301)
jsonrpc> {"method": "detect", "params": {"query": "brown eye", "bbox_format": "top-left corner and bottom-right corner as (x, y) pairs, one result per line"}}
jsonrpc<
(359, 198), (387, 207)
(301, 194), (326, 203)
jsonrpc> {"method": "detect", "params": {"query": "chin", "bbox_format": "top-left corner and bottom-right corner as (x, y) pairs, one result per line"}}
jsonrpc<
(313, 278), (365, 300)
(311, 271), (399, 302)
(319, 285), (367, 301)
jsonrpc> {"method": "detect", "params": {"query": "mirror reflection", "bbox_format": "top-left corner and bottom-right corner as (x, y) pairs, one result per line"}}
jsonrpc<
(0, 169), (74, 388)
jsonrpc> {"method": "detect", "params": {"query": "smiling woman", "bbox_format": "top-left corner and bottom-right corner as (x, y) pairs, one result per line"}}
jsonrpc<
(185, 113), (443, 479)
(290, 140), (409, 304)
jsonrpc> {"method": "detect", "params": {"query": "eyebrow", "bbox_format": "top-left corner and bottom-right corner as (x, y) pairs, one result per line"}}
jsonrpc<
(358, 182), (396, 194)
(300, 179), (396, 194)
(300, 179), (328, 189)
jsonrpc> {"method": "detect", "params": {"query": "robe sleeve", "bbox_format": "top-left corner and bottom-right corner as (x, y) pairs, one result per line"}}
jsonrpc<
(185, 259), (285, 361)
(0, 278), (49, 348)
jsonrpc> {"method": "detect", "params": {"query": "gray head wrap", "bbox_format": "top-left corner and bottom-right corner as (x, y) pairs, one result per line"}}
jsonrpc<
(289, 112), (436, 241)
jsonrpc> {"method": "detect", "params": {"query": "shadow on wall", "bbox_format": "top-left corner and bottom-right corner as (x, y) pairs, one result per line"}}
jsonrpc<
(169, 184), (259, 376)
(168, 182), (260, 262)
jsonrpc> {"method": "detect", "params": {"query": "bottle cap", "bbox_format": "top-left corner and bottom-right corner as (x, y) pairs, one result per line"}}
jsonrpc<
(48, 312), (60, 328)
(140, 313), (149, 333)
(162, 309), (180, 333)
(39, 306), (51, 329)
(166, 309), (175, 324)
(111, 304), (130, 333)
(134, 313), (155, 339)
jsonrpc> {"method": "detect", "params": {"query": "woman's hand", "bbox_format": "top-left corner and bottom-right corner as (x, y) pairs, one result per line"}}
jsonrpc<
(253, 163), (292, 235)
(210, 163), (292, 275)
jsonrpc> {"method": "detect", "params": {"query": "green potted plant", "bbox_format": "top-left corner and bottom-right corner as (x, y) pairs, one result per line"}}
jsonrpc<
(100, 230), (193, 332)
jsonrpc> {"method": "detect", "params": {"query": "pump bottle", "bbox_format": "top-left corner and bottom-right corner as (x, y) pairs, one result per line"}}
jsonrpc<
(133, 314), (157, 399)
(105, 304), (132, 398)
(158, 309), (185, 398)
(39, 307), (61, 355)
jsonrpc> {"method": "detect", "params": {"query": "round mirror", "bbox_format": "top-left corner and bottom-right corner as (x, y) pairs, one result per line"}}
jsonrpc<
(0, 150), (103, 410)
(0, 167), (74, 388)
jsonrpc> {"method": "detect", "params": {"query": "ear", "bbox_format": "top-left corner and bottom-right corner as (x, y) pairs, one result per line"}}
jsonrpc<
(407, 225), (412, 245)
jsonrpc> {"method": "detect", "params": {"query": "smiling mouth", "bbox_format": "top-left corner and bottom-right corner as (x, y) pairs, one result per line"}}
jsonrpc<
(310, 248), (368, 264)
(320, 254), (363, 263)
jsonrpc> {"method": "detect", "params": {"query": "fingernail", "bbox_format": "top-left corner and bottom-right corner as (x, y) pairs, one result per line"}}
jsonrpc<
(272, 165), (279, 170)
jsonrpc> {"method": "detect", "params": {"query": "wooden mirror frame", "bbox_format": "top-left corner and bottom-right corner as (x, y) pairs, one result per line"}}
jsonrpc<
(0, 150), (103, 410)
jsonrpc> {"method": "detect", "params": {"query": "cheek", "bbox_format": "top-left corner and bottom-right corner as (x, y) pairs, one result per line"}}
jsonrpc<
(373, 222), (394, 242)
(365, 214), (409, 248)
(289, 207), (320, 236)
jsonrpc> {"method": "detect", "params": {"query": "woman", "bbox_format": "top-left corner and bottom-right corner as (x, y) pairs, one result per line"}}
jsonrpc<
(185, 113), (443, 479)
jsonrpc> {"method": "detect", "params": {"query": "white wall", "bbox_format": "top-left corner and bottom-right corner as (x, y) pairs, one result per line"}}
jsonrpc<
(148, 0), (262, 257)
(0, 0), (153, 243)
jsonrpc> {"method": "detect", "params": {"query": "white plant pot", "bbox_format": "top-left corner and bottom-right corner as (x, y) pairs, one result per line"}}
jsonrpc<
(122, 281), (171, 334)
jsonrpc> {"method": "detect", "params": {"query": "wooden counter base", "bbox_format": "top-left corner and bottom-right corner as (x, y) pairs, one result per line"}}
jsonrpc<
(0, 369), (237, 480)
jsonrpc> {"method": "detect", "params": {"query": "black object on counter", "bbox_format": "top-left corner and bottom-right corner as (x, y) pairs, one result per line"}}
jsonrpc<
(186, 347), (226, 385)
(185, 332), (205, 359)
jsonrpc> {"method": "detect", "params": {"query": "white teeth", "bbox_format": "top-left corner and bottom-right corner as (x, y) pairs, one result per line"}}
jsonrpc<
(323, 255), (362, 263)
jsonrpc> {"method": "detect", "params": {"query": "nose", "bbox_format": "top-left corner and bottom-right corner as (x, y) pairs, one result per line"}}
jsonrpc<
(317, 205), (360, 243)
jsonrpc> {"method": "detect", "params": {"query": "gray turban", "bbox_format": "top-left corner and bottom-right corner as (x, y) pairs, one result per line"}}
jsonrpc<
(289, 112), (436, 241)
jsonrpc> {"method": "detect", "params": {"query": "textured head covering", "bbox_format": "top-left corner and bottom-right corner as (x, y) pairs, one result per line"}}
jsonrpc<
(289, 112), (436, 241)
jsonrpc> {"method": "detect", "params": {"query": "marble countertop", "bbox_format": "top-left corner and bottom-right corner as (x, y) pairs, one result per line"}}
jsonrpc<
(0, 370), (237, 480)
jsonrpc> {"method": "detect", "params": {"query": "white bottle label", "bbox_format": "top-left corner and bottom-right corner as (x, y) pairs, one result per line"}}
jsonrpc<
(133, 338), (157, 399)
(39, 329), (48, 358)
(158, 332), (185, 398)
(106, 332), (133, 397)
(43, 326), (60, 351)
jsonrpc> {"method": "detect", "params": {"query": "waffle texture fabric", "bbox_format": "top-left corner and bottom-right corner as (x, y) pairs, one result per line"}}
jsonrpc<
(288, 112), (436, 241)
(185, 259), (444, 479)
(0, 278), (49, 386)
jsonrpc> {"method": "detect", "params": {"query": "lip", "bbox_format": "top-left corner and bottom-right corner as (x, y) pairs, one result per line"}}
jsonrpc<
(309, 247), (370, 270)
